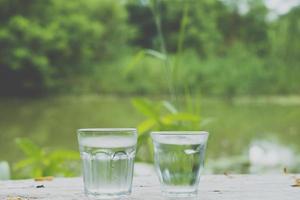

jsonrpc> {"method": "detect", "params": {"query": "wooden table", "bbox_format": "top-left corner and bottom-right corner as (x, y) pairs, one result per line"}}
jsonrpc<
(1, 174), (299, 200)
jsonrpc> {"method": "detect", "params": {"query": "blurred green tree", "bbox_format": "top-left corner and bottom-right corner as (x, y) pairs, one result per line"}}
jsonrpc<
(266, 6), (300, 94)
(0, 0), (299, 96)
(127, 0), (224, 57)
(0, 0), (134, 96)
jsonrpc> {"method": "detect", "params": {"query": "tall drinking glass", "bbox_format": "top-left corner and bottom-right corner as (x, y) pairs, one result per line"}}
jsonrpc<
(151, 131), (209, 197)
(77, 128), (137, 199)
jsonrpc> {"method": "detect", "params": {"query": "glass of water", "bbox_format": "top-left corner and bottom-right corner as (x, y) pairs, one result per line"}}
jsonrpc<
(151, 131), (209, 197)
(77, 128), (137, 199)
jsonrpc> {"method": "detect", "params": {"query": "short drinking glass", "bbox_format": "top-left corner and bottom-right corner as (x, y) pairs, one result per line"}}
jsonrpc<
(151, 131), (209, 197)
(77, 128), (137, 199)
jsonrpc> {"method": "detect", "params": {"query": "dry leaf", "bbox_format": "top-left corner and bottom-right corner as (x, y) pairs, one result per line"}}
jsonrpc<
(224, 172), (233, 178)
(283, 167), (288, 174)
(291, 178), (300, 187)
(34, 176), (53, 181)
(7, 197), (27, 200)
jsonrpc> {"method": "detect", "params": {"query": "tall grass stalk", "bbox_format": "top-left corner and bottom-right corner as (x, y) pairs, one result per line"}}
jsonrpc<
(150, 0), (194, 112)
(149, 0), (177, 105)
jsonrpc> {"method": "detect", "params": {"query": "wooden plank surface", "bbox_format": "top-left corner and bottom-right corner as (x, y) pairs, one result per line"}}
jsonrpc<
(0, 174), (299, 200)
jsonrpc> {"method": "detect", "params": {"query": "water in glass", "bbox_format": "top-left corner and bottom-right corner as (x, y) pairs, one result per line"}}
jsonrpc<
(152, 132), (208, 197)
(78, 132), (136, 199)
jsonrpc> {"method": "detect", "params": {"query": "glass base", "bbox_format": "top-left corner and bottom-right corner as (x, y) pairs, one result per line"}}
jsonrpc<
(161, 186), (198, 197)
(85, 190), (130, 199)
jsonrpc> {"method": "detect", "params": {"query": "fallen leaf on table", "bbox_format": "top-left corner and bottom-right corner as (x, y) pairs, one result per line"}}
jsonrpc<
(34, 176), (53, 181)
(291, 178), (300, 187)
(7, 196), (27, 200)
(224, 172), (233, 178)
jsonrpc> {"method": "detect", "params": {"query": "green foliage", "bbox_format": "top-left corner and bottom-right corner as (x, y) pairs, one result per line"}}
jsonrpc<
(13, 138), (80, 179)
(127, 0), (223, 56)
(1, 0), (300, 177)
(266, 7), (300, 94)
(122, 0), (300, 97)
(127, 0), (270, 57)
(128, 1), (204, 163)
(1, 96), (300, 175)
(132, 98), (202, 162)
(179, 44), (267, 98)
(0, 0), (134, 96)
(0, 0), (299, 96)
(116, 47), (266, 98)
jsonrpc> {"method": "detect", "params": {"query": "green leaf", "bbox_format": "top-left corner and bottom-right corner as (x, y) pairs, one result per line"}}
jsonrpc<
(162, 112), (200, 124)
(15, 138), (42, 158)
(137, 119), (156, 135)
(123, 50), (145, 75)
(145, 49), (167, 60)
(162, 100), (177, 114)
(131, 98), (160, 119)
(200, 118), (213, 127)
(14, 158), (34, 171)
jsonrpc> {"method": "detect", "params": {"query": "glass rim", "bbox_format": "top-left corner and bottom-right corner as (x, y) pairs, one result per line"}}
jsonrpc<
(151, 131), (209, 136)
(77, 128), (136, 132)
